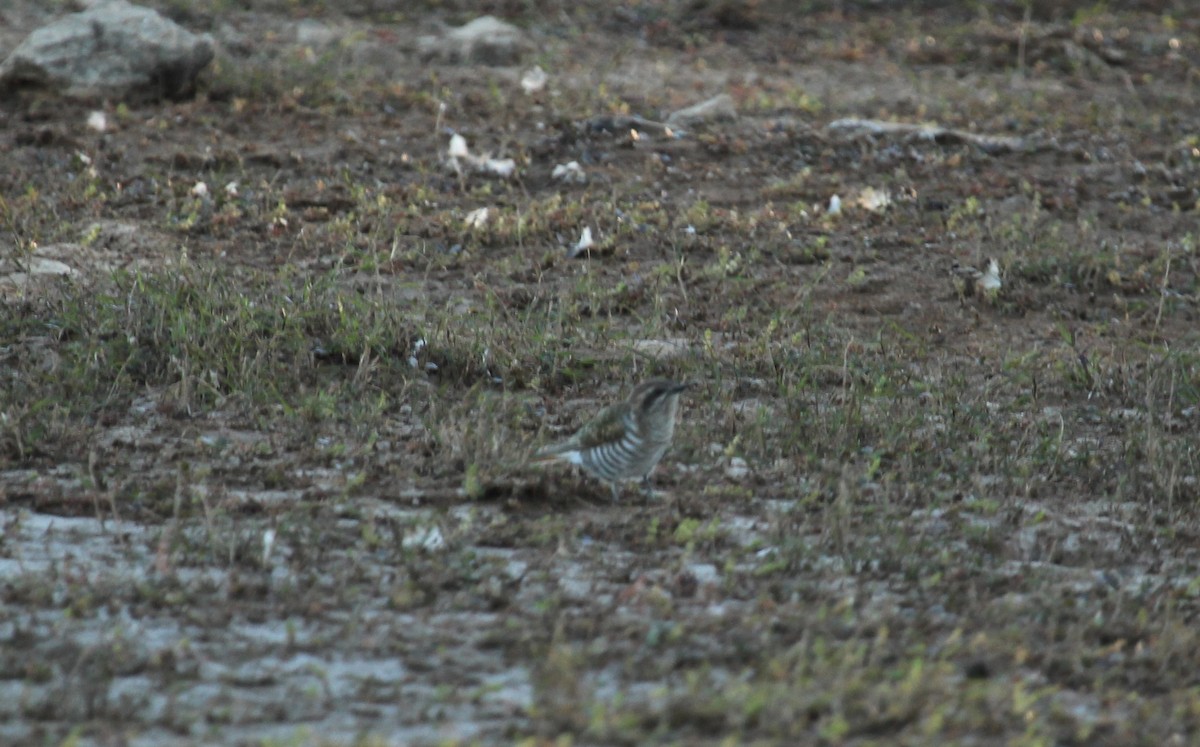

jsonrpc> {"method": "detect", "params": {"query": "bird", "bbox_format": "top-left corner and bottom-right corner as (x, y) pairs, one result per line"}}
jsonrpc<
(951, 257), (1002, 301)
(532, 378), (690, 501)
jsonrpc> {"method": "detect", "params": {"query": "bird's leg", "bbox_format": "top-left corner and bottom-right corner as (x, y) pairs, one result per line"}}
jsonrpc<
(609, 481), (621, 503)
(638, 475), (657, 498)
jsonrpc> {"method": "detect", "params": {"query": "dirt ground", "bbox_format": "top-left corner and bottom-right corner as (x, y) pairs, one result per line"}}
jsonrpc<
(2, 1), (1200, 745)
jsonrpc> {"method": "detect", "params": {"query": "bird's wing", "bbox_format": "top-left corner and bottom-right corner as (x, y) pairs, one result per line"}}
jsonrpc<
(573, 402), (631, 449)
(535, 401), (629, 457)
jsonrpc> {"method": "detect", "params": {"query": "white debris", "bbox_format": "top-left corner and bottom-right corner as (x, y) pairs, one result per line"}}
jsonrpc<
(408, 337), (427, 368)
(262, 528), (276, 565)
(86, 110), (107, 132)
(448, 133), (470, 159)
(447, 133), (517, 179)
(551, 160), (586, 184)
(725, 457), (750, 480)
(480, 157), (516, 178)
(951, 258), (1003, 299)
(224, 181), (239, 197)
(190, 181), (208, 198)
(567, 226), (594, 258)
(827, 194), (842, 215)
(402, 525), (445, 551)
(520, 65), (547, 94)
(73, 151), (98, 178)
(857, 186), (892, 212)
(465, 207), (490, 229)
(979, 258), (1002, 292)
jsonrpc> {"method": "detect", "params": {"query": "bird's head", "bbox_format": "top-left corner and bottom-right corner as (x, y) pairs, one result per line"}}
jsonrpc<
(631, 378), (690, 422)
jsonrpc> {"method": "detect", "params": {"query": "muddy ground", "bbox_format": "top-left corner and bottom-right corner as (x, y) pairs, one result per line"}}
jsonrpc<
(2, 1), (1200, 745)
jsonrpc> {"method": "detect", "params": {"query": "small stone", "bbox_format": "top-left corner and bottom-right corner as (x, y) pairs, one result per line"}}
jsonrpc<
(630, 339), (689, 360)
(292, 19), (339, 48)
(505, 560), (528, 581)
(725, 457), (749, 480)
(86, 110), (107, 132)
(30, 257), (75, 276)
(551, 161), (586, 184)
(666, 93), (737, 127)
(685, 563), (720, 586)
(520, 65), (547, 94)
(402, 525), (445, 551)
(419, 16), (529, 66)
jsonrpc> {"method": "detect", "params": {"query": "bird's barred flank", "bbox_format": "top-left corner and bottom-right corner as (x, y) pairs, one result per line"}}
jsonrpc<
(582, 434), (643, 481)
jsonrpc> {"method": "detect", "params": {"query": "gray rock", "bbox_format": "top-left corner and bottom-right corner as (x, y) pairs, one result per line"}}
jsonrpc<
(292, 18), (339, 49)
(0, 0), (214, 100)
(418, 15), (528, 66)
(666, 93), (738, 127)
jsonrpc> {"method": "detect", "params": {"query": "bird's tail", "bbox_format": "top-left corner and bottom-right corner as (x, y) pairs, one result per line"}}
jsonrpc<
(529, 443), (575, 466)
(528, 448), (561, 465)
